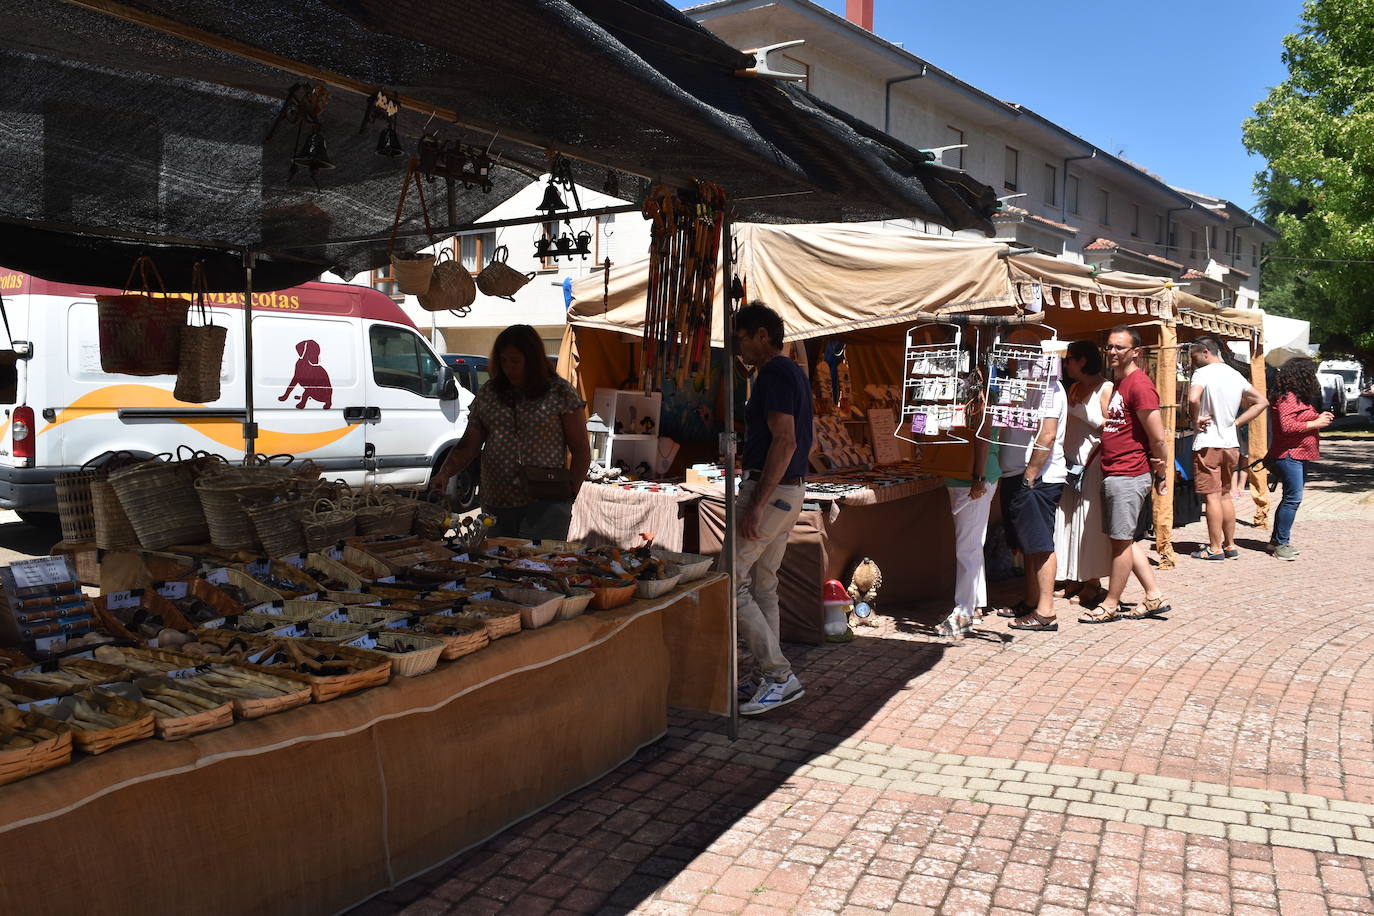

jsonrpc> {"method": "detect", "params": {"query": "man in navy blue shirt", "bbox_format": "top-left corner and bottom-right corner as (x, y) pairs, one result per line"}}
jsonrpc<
(733, 302), (812, 715)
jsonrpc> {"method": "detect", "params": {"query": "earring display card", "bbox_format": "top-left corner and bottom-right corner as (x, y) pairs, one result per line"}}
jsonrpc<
(897, 322), (972, 446)
(979, 337), (1062, 443)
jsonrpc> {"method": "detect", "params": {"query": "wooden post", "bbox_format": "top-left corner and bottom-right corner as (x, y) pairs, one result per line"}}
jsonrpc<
(1153, 322), (1177, 569)
(1247, 333), (1270, 529)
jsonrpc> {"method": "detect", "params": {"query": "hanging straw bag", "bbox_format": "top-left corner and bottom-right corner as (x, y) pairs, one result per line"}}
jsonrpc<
(174, 263), (229, 403)
(418, 247), (477, 315)
(388, 159), (437, 296)
(95, 256), (189, 375)
(108, 453), (209, 549)
(475, 245), (534, 301)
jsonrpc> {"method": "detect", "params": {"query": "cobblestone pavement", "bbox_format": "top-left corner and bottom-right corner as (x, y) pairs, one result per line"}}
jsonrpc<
(360, 437), (1373, 914)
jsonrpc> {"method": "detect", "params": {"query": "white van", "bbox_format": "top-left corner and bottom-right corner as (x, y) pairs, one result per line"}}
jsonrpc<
(1318, 359), (1365, 415)
(0, 269), (478, 524)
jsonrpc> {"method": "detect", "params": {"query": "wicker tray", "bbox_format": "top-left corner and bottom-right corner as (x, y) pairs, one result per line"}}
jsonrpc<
(491, 587), (563, 629)
(563, 576), (638, 611)
(193, 632), (392, 703)
(361, 540), (455, 575)
(176, 660), (312, 720)
(556, 588), (595, 620)
(462, 600), (524, 638)
(0, 658), (132, 700)
(522, 538), (586, 555)
(252, 599), (342, 623)
(352, 631), (446, 677)
(313, 605), (409, 628)
(635, 568), (682, 600)
(95, 590), (194, 639)
(651, 549), (714, 583)
(236, 559), (322, 599)
(338, 546), (395, 580)
(44, 690), (155, 755)
(400, 615), (490, 661)
(203, 567), (283, 608)
(320, 590), (375, 606)
(274, 619), (368, 644)
(122, 678), (235, 740)
(0, 708), (73, 786)
(199, 612), (304, 637)
(303, 552), (369, 590)
(405, 559), (495, 583)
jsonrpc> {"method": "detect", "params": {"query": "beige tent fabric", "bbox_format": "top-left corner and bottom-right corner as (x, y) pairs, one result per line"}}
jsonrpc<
(568, 223), (1016, 346)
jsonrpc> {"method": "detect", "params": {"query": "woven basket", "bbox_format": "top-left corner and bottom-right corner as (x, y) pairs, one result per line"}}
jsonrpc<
(92, 477), (141, 550)
(651, 550), (714, 583)
(303, 552), (368, 590)
(199, 612), (299, 637)
(95, 257), (189, 376)
(475, 245), (534, 301)
(303, 498), (356, 552)
(355, 489), (417, 536)
(405, 615), (489, 661)
(126, 678), (234, 740)
(320, 590), (375, 606)
(190, 631), (392, 703)
(364, 631), (446, 677)
(399, 490), (449, 540)
(418, 248), (477, 314)
(192, 661), (312, 720)
(492, 587), (563, 629)
(242, 496), (305, 558)
(406, 559), (494, 583)
(55, 469), (99, 542)
(205, 567), (283, 608)
(462, 600), (524, 638)
(339, 546), (394, 580)
(314, 604), (408, 628)
(108, 457), (208, 549)
(237, 560), (323, 599)
(50, 691), (155, 754)
(251, 599), (340, 623)
(0, 709), (73, 786)
(556, 588), (595, 620)
(196, 469), (286, 550)
(275, 619), (367, 644)
(391, 252), (435, 295)
(1, 658), (131, 700)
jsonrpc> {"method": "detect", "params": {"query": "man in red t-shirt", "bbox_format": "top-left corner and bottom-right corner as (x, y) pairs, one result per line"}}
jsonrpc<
(1084, 326), (1173, 623)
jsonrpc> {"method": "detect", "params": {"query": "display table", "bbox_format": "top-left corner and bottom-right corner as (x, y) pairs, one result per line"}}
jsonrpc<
(0, 576), (730, 915)
(570, 482), (702, 551)
(690, 476), (953, 644)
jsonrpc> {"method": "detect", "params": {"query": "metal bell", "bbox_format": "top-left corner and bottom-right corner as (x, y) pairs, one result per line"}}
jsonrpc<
(376, 125), (405, 158)
(293, 129), (335, 170)
(537, 181), (566, 215)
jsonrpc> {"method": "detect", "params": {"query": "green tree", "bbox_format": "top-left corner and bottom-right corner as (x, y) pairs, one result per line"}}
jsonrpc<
(1243, 0), (1374, 361)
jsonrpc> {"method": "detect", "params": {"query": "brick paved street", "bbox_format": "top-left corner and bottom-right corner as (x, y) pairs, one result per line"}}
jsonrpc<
(357, 436), (1374, 916)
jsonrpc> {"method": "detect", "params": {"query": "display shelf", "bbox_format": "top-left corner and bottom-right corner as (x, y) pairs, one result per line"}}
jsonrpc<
(897, 322), (974, 445)
(977, 327), (1062, 444)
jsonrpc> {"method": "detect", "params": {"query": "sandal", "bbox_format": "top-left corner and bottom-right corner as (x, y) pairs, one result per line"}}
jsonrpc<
(1008, 613), (1058, 631)
(1121, 596), (1171, 619)
(996, 601), (1033, 618)
(1078, 605), (1121, 624)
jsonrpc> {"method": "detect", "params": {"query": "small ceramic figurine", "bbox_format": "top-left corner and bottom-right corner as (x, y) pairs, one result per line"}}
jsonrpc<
(847, 557), (882, 628)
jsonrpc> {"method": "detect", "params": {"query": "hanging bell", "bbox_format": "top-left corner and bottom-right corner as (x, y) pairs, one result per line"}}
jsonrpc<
(293, 128), (335, 170)
(376, 124), (405, 158)
(537, 181), (567, 216)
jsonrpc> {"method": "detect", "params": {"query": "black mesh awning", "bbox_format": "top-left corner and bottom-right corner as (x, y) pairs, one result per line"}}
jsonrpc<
(0, 0), (1000, 290)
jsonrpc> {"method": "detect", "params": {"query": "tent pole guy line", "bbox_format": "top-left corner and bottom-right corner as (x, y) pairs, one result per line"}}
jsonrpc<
(57, 0), (658, 183)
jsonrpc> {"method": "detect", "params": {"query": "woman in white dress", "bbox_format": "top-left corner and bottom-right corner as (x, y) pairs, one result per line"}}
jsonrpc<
(1054, 339), (1114, 606)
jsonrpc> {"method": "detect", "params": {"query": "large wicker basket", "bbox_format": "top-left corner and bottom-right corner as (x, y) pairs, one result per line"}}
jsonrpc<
(0, 708), (73, 786)
(108, 458), (209, 549)
(49, 691), (155, 755)
(354, 489), (417, 537)
(302, 498), (356, 552)
(91, 476), (141, 550)
(401, 615), (489, 661)
(55, 469), (99, 542)
(241, 496), (306, 558)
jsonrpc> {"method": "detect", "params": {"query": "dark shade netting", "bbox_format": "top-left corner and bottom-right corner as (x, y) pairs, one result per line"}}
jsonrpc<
(0, 0), (1000, 291)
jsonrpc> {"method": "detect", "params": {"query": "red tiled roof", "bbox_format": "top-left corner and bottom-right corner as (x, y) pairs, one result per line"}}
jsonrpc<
(1144, 252), (1184, 270)
(1226, 265), (1251, 279)
(1180, 269), (1209, 280)
(1084, 237), (1118, 251)
(1084, 237), (1183, 271)
(992, 205), (1077, 234)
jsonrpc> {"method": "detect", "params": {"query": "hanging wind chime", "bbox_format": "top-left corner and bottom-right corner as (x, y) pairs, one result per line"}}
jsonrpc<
(641, 180), (726, 393)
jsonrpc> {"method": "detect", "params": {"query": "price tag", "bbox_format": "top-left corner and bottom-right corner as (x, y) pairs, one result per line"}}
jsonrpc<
(318, 608), (347, 623)
(11, 557), (74, 590)
(298, 592), (320, 601)
(245, 559), (271, 576)
(326, 546), (343, 561)
(384, 617), (410, 630)
(17, 697), (59, 713)
(105, 589), (142, 610)
(166, 666), (201, 679)
(378, 576), (396, 584)
(344, 633), (378, 650)
(451, 553), (470, 562)
(246, 646), (277, 665)
(512, 559), (552, 572)
(205, 568), (231, 585)
(281, 554), (306, 569)
(200, 617), (226, 630)
(438, 580), (459, 591)
(253, 601), (283, 615)
(156, 580), (189, 599)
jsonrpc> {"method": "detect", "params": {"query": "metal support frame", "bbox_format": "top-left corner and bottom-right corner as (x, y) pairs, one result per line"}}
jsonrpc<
(720, 211), (739, 742)
(242, 250), (257, 458)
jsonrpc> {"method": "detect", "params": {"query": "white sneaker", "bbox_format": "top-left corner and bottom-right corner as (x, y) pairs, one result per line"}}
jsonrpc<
(739, 674), (805, 716)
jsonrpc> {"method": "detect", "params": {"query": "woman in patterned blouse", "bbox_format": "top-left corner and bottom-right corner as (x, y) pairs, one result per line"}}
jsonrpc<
(1268, 357), (1334, 561)
(430, 324), (590, 539)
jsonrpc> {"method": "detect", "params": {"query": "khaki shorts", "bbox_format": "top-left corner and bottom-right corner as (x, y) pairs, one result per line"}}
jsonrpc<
(1193, 447), (1239, 495)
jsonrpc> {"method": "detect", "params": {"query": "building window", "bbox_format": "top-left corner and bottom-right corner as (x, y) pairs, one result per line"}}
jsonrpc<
(594, 214), (614, 263)
(1168, 221), (1177, 251)
(1189, 230), (1198, 261)
(456, 231), (497, 275)
(1223, 229), (1231, 256)
(1097, 189), (1110, 225)
(1067, 176), (1080, 215)
(779, 54), (809, 90)
(1252, 243), (1258, 267)
(371, 264), (400, 300)
(1044, 164), (1057, 206)
(1154, 215), (1163, 245)
(1004, 146), (1019, 192)
(1208, 226), (1217, 253)
(944, 126), (963, 169)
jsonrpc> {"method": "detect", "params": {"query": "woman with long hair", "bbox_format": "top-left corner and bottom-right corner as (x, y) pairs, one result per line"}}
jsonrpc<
(1268, 357), (1334, 560)
(429, 324), (591, 539)
(1053, 339), (1114, 606)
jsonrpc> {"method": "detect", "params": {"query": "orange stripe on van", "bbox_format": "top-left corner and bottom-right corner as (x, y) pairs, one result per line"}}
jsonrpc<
(39, 384), (358, 454)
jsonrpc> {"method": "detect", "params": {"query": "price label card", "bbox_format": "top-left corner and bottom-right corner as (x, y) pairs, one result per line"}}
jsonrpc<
(318, 608), (347, 623)
(200, 617), (226, 629)
(105, 589), (142, 610)
(11, 557), (74, 590)
(451, 553), (470, 562)
(166, 666), (201, 679)
(281, 554), (306, 569)
(156, 580), (189, 599)
(326, 546), (343, 561)
(245, 559), (271, 576)
(384, 617), (409, 630)
(205, 568), (231, 585)
(252, 601), (282, 615)
(344, 633), (378, 650)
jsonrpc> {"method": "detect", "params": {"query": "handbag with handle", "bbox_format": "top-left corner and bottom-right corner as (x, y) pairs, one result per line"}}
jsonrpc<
(418, 247), (477, 315)
(475, 245), (534, 301)
(387, 159), (437, 295)
(174, 262), (229, 403)
(96, 256), (189, 375)
(512, 400), (580, 501)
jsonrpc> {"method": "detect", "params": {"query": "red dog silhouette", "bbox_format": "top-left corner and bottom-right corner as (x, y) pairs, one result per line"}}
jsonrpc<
(279, 339), (333, 409)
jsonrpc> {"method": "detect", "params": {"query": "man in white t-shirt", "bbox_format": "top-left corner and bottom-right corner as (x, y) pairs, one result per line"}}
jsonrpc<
(996, 373), (1069, 632)
(1187, 337), (1268, 560)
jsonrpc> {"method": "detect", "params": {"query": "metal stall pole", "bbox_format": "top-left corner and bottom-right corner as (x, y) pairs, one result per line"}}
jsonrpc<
(242, 250), (258, 459)
(720, 212), (738, 742)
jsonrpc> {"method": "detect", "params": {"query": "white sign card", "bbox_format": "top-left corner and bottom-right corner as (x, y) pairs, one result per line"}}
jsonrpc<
(867, 408), (901, 466)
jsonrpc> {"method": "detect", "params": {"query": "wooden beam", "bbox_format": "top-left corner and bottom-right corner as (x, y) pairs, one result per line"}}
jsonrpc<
(56, 0), (655, 181)
(1152, 321), (1177, 570)
(1247, 334), (1271, 530)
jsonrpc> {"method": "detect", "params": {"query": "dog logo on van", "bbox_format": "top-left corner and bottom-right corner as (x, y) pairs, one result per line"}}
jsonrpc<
(279, 340), (333, 409)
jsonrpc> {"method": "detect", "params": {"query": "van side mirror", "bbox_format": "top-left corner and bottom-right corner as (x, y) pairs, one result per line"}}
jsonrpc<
(440, 367), (459, 401)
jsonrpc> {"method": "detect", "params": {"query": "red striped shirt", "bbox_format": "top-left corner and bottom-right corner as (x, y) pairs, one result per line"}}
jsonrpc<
(1271, 392), (1321, 461)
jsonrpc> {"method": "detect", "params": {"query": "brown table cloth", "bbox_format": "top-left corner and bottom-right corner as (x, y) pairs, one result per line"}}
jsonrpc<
(691, 480), (954, 644)
(569, 483), (702, 551)
(0, 576), (729, 915)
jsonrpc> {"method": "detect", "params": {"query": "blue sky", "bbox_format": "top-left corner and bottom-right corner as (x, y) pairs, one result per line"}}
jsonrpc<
(675, 1), (1304, 213)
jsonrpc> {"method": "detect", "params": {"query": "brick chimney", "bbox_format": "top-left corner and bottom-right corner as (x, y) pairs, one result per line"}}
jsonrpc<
(845, 0), (874, 31)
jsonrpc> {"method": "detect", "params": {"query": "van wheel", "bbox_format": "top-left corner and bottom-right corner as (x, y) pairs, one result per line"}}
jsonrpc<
(450, 464), (480, 514)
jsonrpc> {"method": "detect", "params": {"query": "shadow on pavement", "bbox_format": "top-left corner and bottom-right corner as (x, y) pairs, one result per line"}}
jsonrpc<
(0, 516), (61, 559)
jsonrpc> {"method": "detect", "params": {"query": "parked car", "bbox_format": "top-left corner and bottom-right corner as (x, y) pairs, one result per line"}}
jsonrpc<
(441, 354), (489, 395)
(0, 268), (481, 524)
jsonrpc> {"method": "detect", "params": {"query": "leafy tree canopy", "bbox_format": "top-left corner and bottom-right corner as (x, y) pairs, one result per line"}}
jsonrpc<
(1243, 0), (1374, 361)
